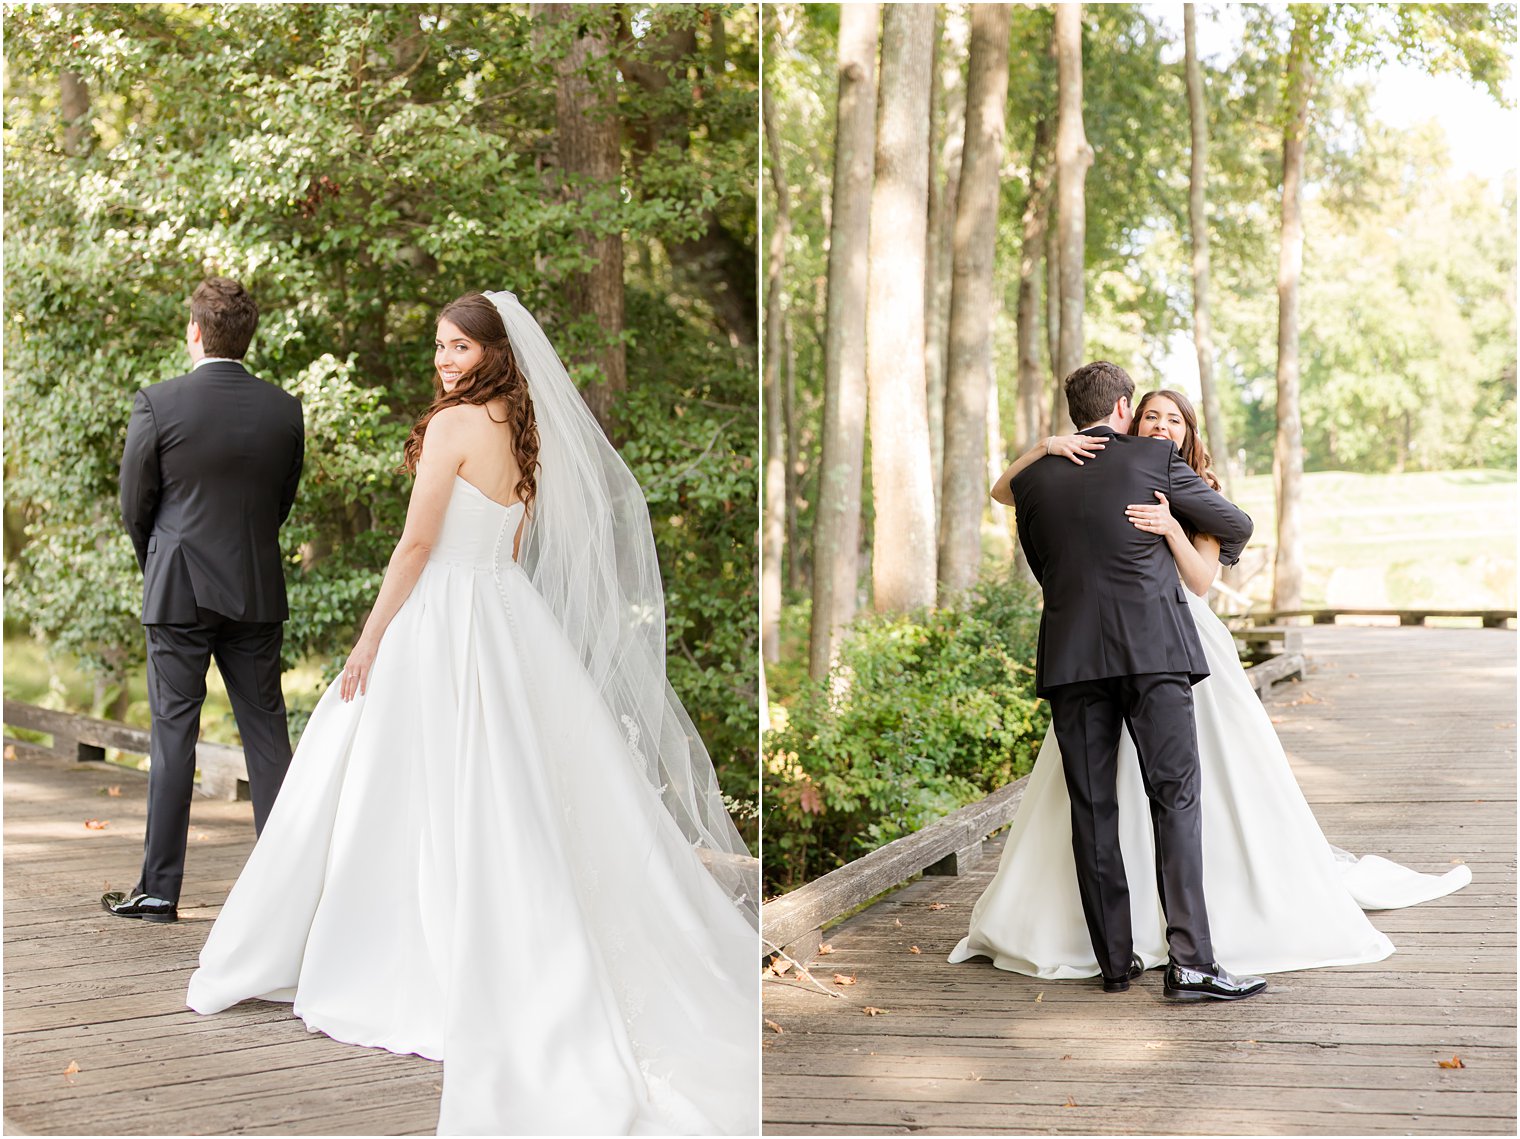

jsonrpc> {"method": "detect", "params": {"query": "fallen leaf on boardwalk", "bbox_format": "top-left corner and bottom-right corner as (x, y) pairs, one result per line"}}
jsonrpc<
(1438, 1056), (1465, 1069)
(1060, 1054), (1072, 1061)
(908, 946), (921, 954)
(927, 902), (947, 911)
(84, 819), (109, 830)
(197, 834), (209, 841)
(63, 1060), (80, 1082)
(968, 1071), (982, 1081)
(862, 1006), (888, 1016)
(1034, 992), (1043, 1002)
(770, 958), (793, 975)
(1451, 858), (1467, 865)
(833, 973), (857, 986)
(816, 943), (834, 955)
(106, 786), (121, 797)
(764, 1019), (784, 1035)
(892, 918), (903, 929)
(4, 745), (17, 761)
(1063, 1096), (1078, 1108)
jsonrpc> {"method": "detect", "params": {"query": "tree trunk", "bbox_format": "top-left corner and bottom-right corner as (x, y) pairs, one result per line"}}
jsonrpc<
(867, 3), (938, 615)
(924, 7), (968, 525)
(60, 71), (92, 157)
(543, 4), (626, 432)
(1184, 4), (1229, 497)
(938, 3), (1011, 599)
(985, 379), (1014, 560)
(1044, 182), (1063, 435)
(1054, 4), (1093, 390)
(808, 2), (879, 679)
(617, 12), (756, 350)
(1273, 11), (1316, 611)
(1016, 116), (1053, 453)
(762, 90), (790, 662)
(784, 322), (803, 593)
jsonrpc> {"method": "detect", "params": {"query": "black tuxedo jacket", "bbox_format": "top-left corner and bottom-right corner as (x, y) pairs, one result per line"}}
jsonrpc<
(1012, 426), (1253, 696)
(120, 360), (304, 625)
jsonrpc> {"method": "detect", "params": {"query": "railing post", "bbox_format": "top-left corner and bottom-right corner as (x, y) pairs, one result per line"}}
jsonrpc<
(924, 841), (984, 877)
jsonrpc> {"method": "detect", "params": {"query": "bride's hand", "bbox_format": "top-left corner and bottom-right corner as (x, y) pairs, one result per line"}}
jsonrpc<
(1125, 491), (1181, 538)
(1046, 433), (1106, 465)
(340, 639), (378, 702)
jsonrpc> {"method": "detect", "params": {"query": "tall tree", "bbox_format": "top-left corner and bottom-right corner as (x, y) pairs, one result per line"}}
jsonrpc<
(1053, 3), (1092, 387)
(1184, 3), (1230, 497)
(938, 3), (1012, 598)
(924, 8), (968, 521)
(866, 2), (938, 614)
(1272, 8), (1317, 611)
(762, 89), (790, 661)
(543, 4), (626, 431)
(1044, 186), (1063, 434)
(1015, 116), (1053, 452)
(808, 1), (879, 679)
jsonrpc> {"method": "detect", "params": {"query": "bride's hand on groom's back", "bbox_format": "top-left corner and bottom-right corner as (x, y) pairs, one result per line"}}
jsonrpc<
(1125, 491), (1180, 538)
(1048, 434), (1106, 465)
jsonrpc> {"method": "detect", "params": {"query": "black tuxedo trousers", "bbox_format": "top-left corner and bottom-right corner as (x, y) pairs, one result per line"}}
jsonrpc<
(138, 613), (292, 903)
(1047, 672), (1212, 977)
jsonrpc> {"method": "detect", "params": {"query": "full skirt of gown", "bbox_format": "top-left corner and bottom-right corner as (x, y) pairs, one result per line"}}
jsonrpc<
(948, 589), (1471, 979)
(187, 478), (758, 1135)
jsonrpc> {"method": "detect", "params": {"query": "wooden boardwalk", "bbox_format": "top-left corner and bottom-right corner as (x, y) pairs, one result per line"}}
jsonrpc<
(762, 626), (1517, 1135)
(3, 751), (441, 1135)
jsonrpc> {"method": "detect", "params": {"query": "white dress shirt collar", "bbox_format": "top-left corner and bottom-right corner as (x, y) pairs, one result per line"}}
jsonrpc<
(193, 356), (241, 370)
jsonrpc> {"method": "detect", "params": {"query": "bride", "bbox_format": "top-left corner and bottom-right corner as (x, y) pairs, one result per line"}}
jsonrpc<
(951, 388), (1470, 980)
(186, 291), (758, 1135)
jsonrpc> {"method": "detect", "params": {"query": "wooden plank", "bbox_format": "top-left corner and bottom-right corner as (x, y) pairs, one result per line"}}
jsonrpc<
(2, 748), (441, 1135)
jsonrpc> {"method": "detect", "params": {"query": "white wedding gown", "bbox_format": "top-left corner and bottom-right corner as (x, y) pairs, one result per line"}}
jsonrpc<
(187, 477), (758, 1135)
(949, 589), (1471, 979)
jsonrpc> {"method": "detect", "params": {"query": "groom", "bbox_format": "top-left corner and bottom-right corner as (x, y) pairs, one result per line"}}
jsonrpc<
(102, 277), (304, 923)
(1007, 361), (1264, 1001)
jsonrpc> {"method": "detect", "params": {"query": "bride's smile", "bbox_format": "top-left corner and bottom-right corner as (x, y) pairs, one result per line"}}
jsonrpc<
(434, 317), (485, 392)
(1137, 393), (1187, 445)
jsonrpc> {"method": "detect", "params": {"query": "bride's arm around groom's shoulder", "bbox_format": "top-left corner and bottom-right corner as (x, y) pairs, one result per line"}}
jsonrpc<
(1162, 448), (1253, 565)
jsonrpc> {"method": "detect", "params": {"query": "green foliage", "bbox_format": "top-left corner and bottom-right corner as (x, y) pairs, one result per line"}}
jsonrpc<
(3, 3), (758, 822)
(763, 573), (1049, 895)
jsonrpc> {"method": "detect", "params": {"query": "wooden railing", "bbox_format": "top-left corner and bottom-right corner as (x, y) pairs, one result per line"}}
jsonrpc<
(1248, 607), (1515, 628)
(2, 699), (248, 799)
(762, 642), (1307, 963)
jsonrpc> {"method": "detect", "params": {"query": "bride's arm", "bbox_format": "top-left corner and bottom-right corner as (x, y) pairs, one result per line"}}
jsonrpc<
(339, 410), (469, 701)
(989, 433), (1108, 506)
(1125, 491), (1222, 598)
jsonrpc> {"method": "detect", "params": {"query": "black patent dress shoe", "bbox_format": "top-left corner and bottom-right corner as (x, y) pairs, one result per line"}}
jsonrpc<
(1163, 961), (1266, 1001)
(1101, 953), (1145, 993)
(101, 891), (178, 923)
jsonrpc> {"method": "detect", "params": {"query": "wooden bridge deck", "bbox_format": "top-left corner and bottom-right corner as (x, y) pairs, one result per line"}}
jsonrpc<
(3, 750), (441, 1135)
(762, 626), (1517, 1135)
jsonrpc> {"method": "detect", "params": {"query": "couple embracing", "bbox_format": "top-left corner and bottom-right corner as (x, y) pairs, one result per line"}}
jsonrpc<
(951, 361), (1469, 996)
(103, 278), (758, 1135)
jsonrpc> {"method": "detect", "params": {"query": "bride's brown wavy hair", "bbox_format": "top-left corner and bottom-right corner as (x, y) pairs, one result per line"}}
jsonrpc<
(401, 293), (540, 511)
(1128, 389), (1220, 491)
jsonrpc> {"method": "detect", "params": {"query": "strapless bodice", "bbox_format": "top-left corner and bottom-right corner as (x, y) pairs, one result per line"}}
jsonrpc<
(430, 476), (525, 570)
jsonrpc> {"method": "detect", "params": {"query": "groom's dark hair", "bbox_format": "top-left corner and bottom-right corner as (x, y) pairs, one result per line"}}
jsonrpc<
(1065, 361), (1135, 429)
(189, 277), (258, 359)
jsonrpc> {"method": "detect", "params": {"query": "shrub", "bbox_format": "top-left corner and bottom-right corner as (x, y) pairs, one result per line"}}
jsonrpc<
(763, 572), (1049, 895)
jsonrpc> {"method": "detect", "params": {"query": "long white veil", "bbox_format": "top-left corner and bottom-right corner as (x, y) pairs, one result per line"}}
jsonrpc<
(486, 290), (758, 928)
